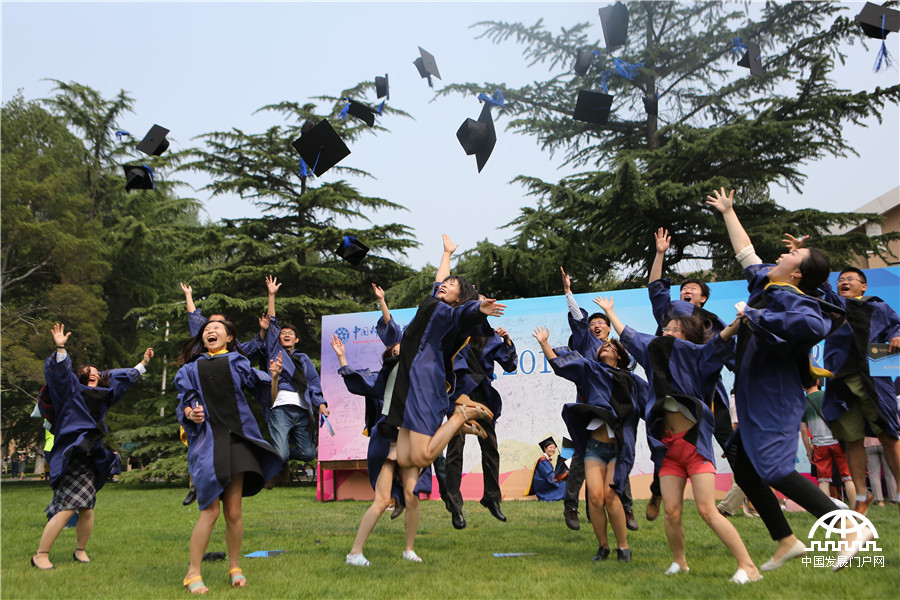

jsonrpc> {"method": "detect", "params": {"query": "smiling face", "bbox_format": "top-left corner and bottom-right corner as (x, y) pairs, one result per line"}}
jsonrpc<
(597, 340), (621, 367)
(662, 319), (687, 341)
(203, 321), (233, 353)
(544, 443), (557, 457)
(436, 278), (461, 305)
(679, 283), (707, 307)
(837, 270), (867, 298)
(768, 248), (810, 284)
(86, 367), (102, 388)
(279, 327), (298, 349)
(589, 317), (611, 340)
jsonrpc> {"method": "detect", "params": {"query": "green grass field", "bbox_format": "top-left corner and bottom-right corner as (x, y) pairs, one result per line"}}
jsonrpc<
(1, 480), (896, 599)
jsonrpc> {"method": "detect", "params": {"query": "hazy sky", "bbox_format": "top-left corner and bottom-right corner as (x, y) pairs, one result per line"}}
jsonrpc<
(3, 1), (898, 270)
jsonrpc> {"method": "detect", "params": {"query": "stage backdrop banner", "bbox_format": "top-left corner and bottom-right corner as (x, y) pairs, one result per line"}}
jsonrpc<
(319, 267), (899, 500)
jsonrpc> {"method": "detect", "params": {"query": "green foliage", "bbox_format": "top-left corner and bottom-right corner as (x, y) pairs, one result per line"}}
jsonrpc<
(444, 2), (899, 295)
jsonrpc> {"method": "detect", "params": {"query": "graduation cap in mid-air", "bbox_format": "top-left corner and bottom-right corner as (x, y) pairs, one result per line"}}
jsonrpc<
(573, 89), (613, 125)
(538, 436), (557, 452)
(598, 1), (629, 52)
(291, 119), (350, 177)
(375, 74), (390, 100)
(560, 437), (575, 460)
(345, 99), (377, 127)
(413, 46), (441, 87)
(856, 2), (900, 39)
(736, 41), (764, 77)
(122, 164), (154, 191)
(136, 124), (170, 156)
(456, 102), (497, 173)
(573, 48), (595, 76)
(335, 235), (369, 266)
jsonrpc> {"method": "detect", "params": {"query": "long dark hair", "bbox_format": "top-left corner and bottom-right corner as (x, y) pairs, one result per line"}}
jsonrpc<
(75, 365), (110, 387)
(441, 275), (479, 306)
(596, 338), (631, 370)
(178, 319), (243, 364)
(797, 248), (831, 296)
(666, 315), (710, 344)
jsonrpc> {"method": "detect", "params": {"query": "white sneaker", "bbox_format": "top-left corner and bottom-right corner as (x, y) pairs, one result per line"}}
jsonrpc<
(831, 498), (849, 510)
(730, 568), (762, 584)
(402, 550), (422, 563)
(665, 562), (689, 575)
(346, 553), (370, 567)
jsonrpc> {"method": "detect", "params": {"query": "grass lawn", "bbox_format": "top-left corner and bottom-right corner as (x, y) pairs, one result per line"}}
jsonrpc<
(1, 480), (897, 599)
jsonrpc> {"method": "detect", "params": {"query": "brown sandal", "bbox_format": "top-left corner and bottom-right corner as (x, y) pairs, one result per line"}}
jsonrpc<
(454, 395), (494, 421)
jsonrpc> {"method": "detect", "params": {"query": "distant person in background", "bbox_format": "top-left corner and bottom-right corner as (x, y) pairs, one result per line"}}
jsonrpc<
(801, 381), (856, 504)
(526, 437), (568, 502)
(865, 436), (897, 507)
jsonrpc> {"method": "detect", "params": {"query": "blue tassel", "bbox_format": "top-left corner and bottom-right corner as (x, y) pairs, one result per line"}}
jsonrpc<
(338, 99), (350, 121)
(115, 130), (131, 141)
(376, 100), (385, 116)
(613, 56), (643, 81)
(874, 15), (895, 73)
(601, 70), (610, 94)
(143, 164), (154, 190)
(299, 159), (309, 178)
(311, 149), (322, 175)
(477, 89), (505, 108)
(731, 38), (748, 59)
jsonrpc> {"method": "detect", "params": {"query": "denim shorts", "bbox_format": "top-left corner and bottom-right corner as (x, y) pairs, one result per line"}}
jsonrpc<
(584, 437), (617, 464)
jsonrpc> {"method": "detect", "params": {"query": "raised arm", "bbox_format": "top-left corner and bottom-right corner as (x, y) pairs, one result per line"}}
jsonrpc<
(435, 234), (458, 283)
(561, 266), (582, 320)
(265, 275), (281, 317)
(532, 326), (557, 360)
(649, 228), (670, 283)
(269, 355), (283, 406)
(372, 283), (391, 324)
(330, 335), (348, 368)
(593, 296), (625, 337)
(51, 323), (71, 359)
(180, 282), (196, 314)
(705, 188), (759, 266)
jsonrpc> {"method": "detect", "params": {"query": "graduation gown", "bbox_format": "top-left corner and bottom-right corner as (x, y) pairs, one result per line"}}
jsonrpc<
(732, 265), (845, 484)
(527, 455), (567, 501)
(176, 352), (284, 510)
(43, 353), (140, 492)
(384, 284), (485, 435)
(264, 318), (326, 424)
(449, 319), (518, 419)
(821, 285), (900, 439)
(550, 348), (641, 495)
(376, 315), (403, 348)
(620, 326), (733, 468)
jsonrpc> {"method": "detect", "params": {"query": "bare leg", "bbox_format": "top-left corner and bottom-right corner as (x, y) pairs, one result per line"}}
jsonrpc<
(74, 508), (94, 562)
(222, 473), (245, 585)
(845, 439), (869, 502)
(401, 466), (421, 552)
(877, 434), (900, 502)
(584, 460), (609, 548)
(406, 408), (478, 469)
(350, 461), (394, 554)
(691, 472), (758, 578)
(842, 478), (857, 505)
(33, 509), (75, 569)
(185, 499), (220, 592)
(603, 460), (628, 549)
(661, 475), (687, 569)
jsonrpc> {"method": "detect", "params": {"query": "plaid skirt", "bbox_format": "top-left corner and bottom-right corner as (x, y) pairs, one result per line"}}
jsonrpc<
(46, 454), (96, 518)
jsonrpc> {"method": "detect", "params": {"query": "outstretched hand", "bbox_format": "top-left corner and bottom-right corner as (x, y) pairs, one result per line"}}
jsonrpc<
(442, 234), (459, 255)
(593, 295), (614, 312)
(371, 283), (385, 300)
(141, 348), (154, 366)
(479, 299), (506, 317)
(532, 326), (550, 344)
(330, 334), (346, 359)
(269, 355), (283, 377)
(495, 327), (511, 343)
(51, 323), (71, 348)
(258, 313), (271, 331)
(560, 266), (572, 294)
(782, 233), (809, 251)
(705, 187), (735, 214)
(654, 228), (671, 254)
(265, 275), (281, 295)
(179, 282), (193, 296)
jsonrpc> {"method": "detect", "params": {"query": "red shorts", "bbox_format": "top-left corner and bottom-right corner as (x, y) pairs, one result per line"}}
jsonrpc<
(812, 443), (852, 484)
(659, 431), (716, 479)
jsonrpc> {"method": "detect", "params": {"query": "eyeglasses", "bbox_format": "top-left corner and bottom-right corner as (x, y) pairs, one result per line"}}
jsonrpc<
(662, 327), (682, 334)
(836, 276), (862, 284)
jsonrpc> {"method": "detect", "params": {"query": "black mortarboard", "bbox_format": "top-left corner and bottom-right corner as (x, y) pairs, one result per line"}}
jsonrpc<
(335, 235), (369, 266)
(456, 102), (497, 173)
(122, 164), (154, 191)
(539, 436), (557, 452)
(736, 41), (764, 77)
(573, 48), (595, 76)
(573, 89), (613, 124)
(291, 119), (351, 177)
(375, 74), (390, 100)
(136, 124), (170, 156)
(413, 46), (442, 83)
(856, 2), (900, 39)
(598, 2), (629, 52)
(346, 99), (376, 127)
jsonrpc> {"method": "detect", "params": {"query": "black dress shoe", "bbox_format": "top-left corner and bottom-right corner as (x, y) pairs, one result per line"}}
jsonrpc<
(480, 499), (507, 522)
(625, 510), (639, 531)
(182, 489), (197, 506)
(390, 502), (405, 520)
(592, 545), (610, 562)
(451, 510), (466, 530)
(564, 508), (580, 531)
(617, 548), (632, 563)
